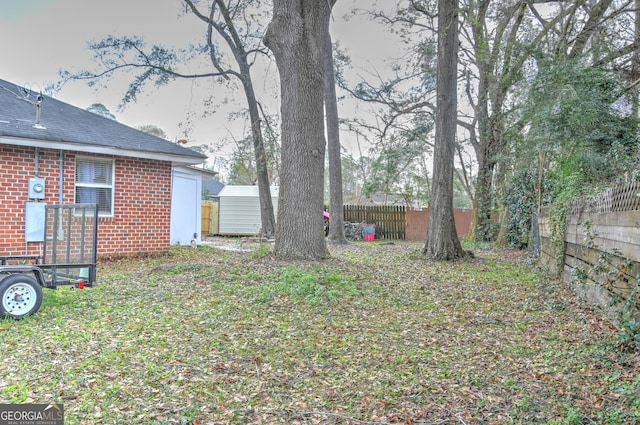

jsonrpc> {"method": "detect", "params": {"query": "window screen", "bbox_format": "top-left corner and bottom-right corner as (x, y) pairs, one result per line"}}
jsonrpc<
(75, 158), (114, 215)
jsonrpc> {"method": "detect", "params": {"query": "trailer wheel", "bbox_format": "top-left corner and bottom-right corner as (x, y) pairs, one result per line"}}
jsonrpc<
(0, 274), (43, 319)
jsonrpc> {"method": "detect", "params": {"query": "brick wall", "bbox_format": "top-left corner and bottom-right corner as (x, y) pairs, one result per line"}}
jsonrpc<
(0, 145), (172, 258)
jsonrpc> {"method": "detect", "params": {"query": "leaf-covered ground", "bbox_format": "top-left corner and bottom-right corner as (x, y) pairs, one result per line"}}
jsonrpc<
(1, 240), (638, 424)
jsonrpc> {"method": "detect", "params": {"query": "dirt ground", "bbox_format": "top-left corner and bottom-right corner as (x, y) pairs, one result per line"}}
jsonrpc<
(200, 235), (273, 252)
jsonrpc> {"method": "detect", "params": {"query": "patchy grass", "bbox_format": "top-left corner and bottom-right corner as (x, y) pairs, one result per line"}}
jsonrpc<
(1, 241), (638, 424)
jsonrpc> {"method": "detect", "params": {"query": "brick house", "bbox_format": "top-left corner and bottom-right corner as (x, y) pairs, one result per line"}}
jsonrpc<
(0, 78), (206, 258)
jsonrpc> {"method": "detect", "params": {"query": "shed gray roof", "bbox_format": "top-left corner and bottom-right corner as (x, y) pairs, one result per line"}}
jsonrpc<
(0, 78), (206, 165)
(202, 179), (225, 197)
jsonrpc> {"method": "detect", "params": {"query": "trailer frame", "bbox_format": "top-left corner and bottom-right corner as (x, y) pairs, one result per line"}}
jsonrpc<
(0, 203), (98, 318)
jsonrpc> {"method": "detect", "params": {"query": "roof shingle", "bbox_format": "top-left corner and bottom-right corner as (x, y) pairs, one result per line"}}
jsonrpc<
(0, 78), (206, 164)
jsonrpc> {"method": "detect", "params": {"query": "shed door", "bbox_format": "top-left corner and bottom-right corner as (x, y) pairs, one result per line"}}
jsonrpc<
(171, 170), (201, 245)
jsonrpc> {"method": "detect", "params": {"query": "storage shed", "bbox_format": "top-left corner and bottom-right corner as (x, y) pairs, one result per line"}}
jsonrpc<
(218, 185), (278, 236)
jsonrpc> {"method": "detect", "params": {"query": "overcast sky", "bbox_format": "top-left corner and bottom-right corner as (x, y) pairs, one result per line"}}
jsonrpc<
(0, 0), (404, 165)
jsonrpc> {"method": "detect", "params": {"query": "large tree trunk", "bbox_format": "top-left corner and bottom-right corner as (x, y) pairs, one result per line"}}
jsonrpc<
(471, 146), (497, 241)
(323, 18), (348, 245)
(264, 0), (334, 259)
(464, 1), (524, 243)
(469, 31), (494, 242)
(634, 0), (640, 118)
(423, 0), (467, 261)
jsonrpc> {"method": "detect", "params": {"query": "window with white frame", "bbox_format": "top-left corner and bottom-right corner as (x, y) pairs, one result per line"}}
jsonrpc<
(75, 157), (114, 216)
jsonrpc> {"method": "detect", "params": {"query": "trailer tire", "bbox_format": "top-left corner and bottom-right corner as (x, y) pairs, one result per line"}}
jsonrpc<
(0, 274), (43, 319)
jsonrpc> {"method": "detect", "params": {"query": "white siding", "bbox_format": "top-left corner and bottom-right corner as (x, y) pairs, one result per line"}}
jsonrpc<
(218, 186), (278, 236)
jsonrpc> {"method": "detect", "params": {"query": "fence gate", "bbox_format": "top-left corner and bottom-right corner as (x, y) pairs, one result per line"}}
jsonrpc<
(201, 202), (219, 235)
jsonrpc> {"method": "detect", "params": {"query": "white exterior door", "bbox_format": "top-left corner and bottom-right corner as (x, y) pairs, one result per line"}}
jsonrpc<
(170, 168), (202, 245)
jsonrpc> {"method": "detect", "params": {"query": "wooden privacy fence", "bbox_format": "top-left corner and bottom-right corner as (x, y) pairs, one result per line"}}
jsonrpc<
(405, 208), (474, 241)
(342, 205), (475, 241)
(343, 205), (406, 240)
(538, 181), (640, 318)
(201, 201), (219, 234)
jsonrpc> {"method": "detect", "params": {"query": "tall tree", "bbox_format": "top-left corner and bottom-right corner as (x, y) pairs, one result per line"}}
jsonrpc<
(264, 0), (335, 259)
(226, 135), (259, 185)
(463, 1), (529, 242)
(323, 27), (348, 244)
(136, 124), (168, 139)
(62, 0), (277, 238)
(635, 0), (640, 118)
(423, 0), (467, 260)
(184, 0), (277, 238)
(86, 103), (116, 120)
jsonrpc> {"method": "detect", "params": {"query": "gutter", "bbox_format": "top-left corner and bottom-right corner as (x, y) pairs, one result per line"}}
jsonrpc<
(0, 136), (206, 166)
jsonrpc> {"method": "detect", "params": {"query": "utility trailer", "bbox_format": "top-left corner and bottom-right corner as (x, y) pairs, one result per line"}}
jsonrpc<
(0, 204), (98, 319)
